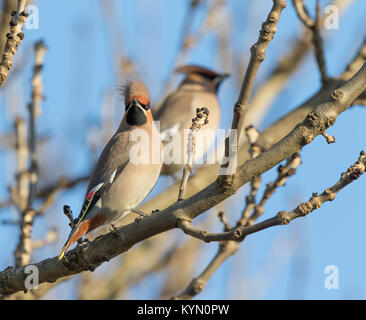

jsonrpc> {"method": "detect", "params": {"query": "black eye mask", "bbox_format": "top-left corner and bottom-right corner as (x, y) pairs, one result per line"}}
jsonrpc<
(126, 104), (147, 125)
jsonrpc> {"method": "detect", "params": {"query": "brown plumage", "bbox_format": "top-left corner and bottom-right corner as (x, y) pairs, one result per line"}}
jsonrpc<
(157, 65), (229, 175)
(59, 80), (162, 260)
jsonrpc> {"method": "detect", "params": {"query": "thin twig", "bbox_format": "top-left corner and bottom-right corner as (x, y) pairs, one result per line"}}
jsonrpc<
(178, 108), (209, 201)
(239, 126), (262, 225)
(245, 152), (301, 226)
(218, 211), (231, 232)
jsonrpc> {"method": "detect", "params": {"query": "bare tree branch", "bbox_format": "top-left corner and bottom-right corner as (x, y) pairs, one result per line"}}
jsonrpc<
(0, 0), (28, 86)
(245, 152), (301, 226)
(239, 125), (261, 225)
(0, 0), (18, 53)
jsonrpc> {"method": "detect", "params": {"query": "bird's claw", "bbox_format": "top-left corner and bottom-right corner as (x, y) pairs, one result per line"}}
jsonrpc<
(109, 223), (118, 232)
(134, 216), (144, 225)
(131, 208), (149, 217)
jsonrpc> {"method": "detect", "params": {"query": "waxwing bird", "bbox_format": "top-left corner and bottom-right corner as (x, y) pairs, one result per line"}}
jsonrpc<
(58, 81), (162, 260)
(156, 65), (228, 175)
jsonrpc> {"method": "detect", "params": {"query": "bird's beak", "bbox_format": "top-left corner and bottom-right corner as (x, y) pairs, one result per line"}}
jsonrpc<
(128, 98), (145, 112)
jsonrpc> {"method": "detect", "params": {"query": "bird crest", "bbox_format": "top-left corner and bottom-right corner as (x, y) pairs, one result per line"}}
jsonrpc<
(119, 80), (150, 106)
(174, 65), (223, 80)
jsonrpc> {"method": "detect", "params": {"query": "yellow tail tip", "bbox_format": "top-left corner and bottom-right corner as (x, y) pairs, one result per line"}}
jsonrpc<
(58, 247), (66, 260)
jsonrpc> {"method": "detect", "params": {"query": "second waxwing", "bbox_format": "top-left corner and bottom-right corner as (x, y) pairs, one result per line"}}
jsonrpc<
(156, 65), (228, 175)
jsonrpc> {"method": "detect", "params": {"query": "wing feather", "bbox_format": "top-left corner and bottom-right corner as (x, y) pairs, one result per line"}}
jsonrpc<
(74, 130), (130, 225)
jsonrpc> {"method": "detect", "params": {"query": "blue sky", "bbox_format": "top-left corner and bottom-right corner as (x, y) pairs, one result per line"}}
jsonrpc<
(0, 0), (365, 299)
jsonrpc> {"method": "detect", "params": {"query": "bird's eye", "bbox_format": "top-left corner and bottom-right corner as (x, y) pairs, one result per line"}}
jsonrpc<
(141, 103), (150, 110)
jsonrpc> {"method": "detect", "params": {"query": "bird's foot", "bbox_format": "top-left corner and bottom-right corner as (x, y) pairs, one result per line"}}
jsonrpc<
(132, 209), (149, 225)
(131, 208), (149, 217)
(133, 209), (159, 225)
(109, 223), (118, 232)
(76, 237), (89, 246)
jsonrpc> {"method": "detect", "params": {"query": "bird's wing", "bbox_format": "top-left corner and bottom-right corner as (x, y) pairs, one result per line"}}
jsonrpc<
(58, 130), (130, 260)
(74, 130), (130, 227)
(156, 90), (195, 134)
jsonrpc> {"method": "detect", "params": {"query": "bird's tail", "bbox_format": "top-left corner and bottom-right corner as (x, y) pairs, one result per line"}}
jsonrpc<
(58, 220), (90, 260)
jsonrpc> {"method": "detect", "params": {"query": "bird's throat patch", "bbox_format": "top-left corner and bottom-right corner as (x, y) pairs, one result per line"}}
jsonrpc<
(126, 105), (147, 125)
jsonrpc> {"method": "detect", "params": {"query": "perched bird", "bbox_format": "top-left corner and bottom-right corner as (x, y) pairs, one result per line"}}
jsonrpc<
(58, 81), (162, 260)
(156, 65), (228, 175)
